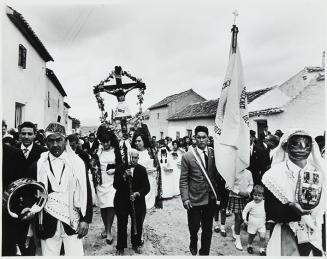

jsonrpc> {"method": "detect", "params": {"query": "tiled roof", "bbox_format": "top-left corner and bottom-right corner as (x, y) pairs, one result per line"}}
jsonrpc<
(6, 6), (53, 62)
(46, 69), (67, 97)
(148, 89), (206, 110)
(167, 87), (276, 121)
(168, 99), (218, 121)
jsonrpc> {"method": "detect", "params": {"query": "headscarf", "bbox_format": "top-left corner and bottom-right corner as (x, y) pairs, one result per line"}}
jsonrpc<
(272, 129), (326, 184)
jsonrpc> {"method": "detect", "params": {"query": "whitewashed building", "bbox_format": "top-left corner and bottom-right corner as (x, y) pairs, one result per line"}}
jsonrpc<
(2, 6), (71, 130)
(144, 89), (206, 139)
(166, 65), (325, 138)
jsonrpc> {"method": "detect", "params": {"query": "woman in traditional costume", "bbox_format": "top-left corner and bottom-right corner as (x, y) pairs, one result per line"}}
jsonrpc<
(262, 129), (326, 256)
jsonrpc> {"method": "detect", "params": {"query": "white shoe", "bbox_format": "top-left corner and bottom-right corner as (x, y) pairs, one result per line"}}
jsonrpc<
(235, 239), (243, 251)
(231, 225), (236, 239)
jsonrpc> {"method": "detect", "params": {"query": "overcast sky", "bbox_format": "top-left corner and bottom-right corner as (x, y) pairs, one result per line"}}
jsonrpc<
(4, 0), (326, 126)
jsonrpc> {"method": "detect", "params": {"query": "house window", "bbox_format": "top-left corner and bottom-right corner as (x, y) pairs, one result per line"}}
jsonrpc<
(48, 91), (50, 107)
(160, 132), (164, 139)
(157, 113), (160, 119)
(18, 44), (27, 69)
(15, 102), (25, 128)
(187, 129), (192, 137)
(57, 115), (61, 123)
(176, 131), (180, 140)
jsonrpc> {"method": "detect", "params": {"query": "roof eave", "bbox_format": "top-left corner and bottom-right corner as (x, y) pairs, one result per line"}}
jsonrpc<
(46, 69), (67, 97)
(6, 6), (54, 62)
(148, 104), (168, 110)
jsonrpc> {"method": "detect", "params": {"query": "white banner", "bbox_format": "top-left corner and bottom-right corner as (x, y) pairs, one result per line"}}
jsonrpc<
(214, 39), (250, 190)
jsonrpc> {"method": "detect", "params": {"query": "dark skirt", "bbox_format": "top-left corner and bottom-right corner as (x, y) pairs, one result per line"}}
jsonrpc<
(227, 196), (248, 214)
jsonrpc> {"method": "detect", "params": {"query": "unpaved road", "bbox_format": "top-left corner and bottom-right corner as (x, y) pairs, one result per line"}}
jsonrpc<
(84, 195), (263, 256)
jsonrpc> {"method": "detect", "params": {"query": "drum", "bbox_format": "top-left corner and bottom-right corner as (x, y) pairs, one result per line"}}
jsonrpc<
(296, 169), (322, 210)
(2, 178), (48, 219)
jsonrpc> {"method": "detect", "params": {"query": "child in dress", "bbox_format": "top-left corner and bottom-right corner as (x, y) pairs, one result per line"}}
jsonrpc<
(227, 168), (253, 251)
(242, 185), (266, 256)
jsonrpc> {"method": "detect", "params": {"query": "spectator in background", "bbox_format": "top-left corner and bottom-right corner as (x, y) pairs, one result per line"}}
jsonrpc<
(2, 120), (11, 138)
(67, 134), (90, 170)
(3, 135), (15, 146)
(183, 136), (191, 152)
(191, 135), (197, 148)
(274, 129), (283, 138)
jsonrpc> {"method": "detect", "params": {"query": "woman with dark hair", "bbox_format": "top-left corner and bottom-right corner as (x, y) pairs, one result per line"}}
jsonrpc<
(93, 130), (122, 244)
(131, 132), (157, 209)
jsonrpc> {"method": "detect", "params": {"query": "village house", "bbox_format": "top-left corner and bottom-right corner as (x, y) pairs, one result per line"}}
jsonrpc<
(165, 64), (325, 138)
(2, 6), (72, 132)
(144, 89), (206, 139)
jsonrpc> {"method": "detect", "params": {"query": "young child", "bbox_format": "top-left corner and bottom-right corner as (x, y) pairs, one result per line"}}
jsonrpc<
(227, 168), (253, 251)
(242, 185), (266, 256)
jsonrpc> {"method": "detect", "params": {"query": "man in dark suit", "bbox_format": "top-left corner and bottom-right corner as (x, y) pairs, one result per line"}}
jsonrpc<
(113, 149), (150, 255)
(2, 144), (27, 256)
(179, 125), (221, 256)
(82, 133), (99, 155)
(248, 130), (266, 186)
(67, 134), (90, 170)
(15, 121), (47, 256)
(18, 122), (48, 169)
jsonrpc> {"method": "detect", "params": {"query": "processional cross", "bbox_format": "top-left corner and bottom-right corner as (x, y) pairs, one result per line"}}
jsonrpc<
(93, 66), (146, 134)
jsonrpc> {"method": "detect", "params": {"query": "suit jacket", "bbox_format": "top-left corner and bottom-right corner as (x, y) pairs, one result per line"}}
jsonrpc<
(75, 148), (90, 170)
(16, 142), (47, 173)
(179, 146), (221, 206)
(248, 144), (267, 186)
(83, 140), (99, 155)
(113, 164), (150, 216)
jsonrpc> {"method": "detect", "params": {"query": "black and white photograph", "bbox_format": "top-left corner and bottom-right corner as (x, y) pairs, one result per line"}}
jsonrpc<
(1, 0), (326, 256)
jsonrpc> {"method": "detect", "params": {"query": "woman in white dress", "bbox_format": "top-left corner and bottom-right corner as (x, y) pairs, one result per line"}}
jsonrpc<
(131, 132), (158, 209)
(94, 130), (122, 244)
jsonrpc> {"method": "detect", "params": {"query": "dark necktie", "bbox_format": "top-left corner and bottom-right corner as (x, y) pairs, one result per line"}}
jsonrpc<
(203, 150), (208, 169)
(23, 148), (29, 158)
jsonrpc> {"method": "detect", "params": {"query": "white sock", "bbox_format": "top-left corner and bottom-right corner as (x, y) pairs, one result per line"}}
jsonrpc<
(235, 234), (241, 242)
(220, 225), (225, 231)
(260, 247), (265, 252)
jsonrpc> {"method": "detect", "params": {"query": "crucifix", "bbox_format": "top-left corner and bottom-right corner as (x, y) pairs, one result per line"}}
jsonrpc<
(94, 66), (146, 134)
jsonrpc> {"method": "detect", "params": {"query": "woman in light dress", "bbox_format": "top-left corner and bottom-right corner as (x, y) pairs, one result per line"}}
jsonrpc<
(160, 140), (183, 198)
(131, 132), (158, 209)
(94, 130), (122, 244)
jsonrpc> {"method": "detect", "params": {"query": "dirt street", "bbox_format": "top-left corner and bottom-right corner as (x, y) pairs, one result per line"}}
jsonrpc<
(83, 195), (264, 256)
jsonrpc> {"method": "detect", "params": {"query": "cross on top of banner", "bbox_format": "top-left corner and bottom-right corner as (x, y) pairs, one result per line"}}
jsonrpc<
(232, 10), (239, 25)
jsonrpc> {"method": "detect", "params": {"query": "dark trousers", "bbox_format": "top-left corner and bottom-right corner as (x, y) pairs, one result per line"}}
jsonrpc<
(116, 210), (146, 250)
(297, 242), (322, 256)
(187, 198), (216, 255)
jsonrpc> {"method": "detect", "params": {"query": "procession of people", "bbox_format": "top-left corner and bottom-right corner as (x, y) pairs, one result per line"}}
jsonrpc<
(2, 117), (326, 256)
